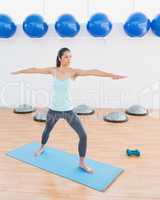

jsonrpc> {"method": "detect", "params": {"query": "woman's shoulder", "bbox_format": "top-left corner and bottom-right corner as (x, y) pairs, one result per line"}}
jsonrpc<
(50, 67), (57, 76)
(69, 67), (79, 80)
(69, 67), (79, 74)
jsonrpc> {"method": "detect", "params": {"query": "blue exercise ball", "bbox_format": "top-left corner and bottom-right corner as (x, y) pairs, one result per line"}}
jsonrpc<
(124, 12), (150, 37)
(0, 14), (16, 38)
(55, 14), (80, 37)
(87, 13), (112, 37)
(23, 14), (48, 38)
(151, 14), (160, 37)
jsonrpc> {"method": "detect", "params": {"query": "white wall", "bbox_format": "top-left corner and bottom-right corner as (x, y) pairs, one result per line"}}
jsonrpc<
(0, 0), (160, 23)
(0, 0), (160, 109)
(0, 24), (160, 109)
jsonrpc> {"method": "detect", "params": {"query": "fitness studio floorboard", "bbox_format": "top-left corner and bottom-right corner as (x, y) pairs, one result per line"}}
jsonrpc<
(1, 107), (160, 200)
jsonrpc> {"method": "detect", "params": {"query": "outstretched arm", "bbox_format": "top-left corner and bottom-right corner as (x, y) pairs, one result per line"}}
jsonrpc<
(11, 67), (55, 75)
(73, 69), (127, 79)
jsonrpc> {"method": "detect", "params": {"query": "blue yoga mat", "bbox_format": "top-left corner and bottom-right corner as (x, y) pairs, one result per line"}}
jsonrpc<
(6, 142), (124, 192)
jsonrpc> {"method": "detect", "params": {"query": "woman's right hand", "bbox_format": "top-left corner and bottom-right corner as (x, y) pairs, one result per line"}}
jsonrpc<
(11, 71), (20, 75)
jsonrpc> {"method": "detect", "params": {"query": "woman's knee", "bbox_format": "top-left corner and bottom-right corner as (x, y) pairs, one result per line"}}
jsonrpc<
(80, 132), (87, 142)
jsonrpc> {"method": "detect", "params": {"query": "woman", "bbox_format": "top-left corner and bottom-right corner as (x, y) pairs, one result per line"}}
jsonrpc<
(12, 47), (127, 173)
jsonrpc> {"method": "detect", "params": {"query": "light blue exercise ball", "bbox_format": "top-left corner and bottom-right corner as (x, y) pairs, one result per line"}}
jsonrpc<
(151, 14), (160, 37)
(23, 14), (48, 38)
(124, 12), (150, 37)
(0, 14), (16, 38)
(55, 14), (80, 37)
(87, 12), (112, 37)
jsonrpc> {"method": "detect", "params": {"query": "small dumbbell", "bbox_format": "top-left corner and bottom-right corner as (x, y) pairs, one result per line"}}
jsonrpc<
(126, 149), (141, 157)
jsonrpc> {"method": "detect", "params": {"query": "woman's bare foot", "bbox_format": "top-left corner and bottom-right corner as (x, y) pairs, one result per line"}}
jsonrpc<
(34, 147), (45, 157)
(79, 163), (93, 173)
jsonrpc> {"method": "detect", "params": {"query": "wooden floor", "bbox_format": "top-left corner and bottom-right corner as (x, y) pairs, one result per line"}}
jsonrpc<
(1, 107), (160, 200)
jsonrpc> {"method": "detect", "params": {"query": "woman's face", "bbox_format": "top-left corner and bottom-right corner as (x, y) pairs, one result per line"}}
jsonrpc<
(59, 51), (72, 67)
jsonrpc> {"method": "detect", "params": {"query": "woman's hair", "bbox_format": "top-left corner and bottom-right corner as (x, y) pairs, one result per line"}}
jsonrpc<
(56, 47), (71, 67)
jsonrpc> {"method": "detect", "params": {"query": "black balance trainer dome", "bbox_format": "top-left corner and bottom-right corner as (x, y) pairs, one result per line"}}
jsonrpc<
(14, 104), (36, 114)
(103, 111), (128, 123)
(73, 104), (95, 115)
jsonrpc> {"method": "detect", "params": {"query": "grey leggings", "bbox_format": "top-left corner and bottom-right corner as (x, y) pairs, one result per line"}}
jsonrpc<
(41, 109), (87, 157)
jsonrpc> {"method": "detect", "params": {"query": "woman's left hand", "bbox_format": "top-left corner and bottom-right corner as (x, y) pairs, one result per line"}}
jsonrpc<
(111, 75), (127, 80)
